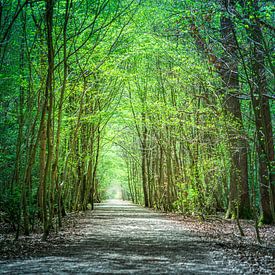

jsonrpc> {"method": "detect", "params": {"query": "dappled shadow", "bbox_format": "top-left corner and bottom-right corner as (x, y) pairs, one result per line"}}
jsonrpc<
(0, 200), (253, 274)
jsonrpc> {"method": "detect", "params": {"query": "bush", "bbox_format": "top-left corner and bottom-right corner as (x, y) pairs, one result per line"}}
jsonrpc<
(0, 187), (21, 231)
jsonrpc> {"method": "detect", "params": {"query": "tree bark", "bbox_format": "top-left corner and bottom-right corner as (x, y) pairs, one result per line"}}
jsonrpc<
(220, 8), (250, 218)
(238, 0), (275, 224)
(42, 0), (55, 240)
(141, 113), (149, 207)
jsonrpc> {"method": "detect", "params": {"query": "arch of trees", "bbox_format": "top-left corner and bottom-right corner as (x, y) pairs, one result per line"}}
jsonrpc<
(0, 0), (274, 240)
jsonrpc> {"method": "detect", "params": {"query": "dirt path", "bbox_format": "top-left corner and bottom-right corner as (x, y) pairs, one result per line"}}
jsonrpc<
(0, 200), (261, 274)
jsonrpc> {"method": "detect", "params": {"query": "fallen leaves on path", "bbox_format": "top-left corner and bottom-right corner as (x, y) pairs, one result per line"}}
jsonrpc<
(164, 212), (275, 274)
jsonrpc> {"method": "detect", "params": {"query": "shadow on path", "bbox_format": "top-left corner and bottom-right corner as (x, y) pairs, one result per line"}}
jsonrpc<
(0, 199), (252, 274)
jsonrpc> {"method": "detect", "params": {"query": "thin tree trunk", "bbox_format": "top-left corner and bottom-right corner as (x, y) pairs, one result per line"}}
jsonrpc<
(141, 113), (149, 207)
(42, 0), (55, 240)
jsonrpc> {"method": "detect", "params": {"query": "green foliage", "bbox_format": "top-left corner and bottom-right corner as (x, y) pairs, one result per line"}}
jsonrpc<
(0, 0), (274, 236)
(0, 188), (21, 229)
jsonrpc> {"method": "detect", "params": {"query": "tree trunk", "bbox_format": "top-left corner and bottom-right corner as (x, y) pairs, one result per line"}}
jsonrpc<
(250, 23), (274, 224)
(238, 0), (275, 224)
(220, 9), (250, 218)
(42, 0), (55, 240)
(141, 113), (149, 207)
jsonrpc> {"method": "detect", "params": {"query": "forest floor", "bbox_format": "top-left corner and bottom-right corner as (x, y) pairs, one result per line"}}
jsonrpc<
(0, 200), (274, 274)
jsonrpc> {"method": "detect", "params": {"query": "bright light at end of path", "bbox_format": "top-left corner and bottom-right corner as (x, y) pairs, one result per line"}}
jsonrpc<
(106, 183), (122, 199)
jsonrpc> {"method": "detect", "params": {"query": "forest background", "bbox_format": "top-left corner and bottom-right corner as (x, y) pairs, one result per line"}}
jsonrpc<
(0, 0), (274, 241)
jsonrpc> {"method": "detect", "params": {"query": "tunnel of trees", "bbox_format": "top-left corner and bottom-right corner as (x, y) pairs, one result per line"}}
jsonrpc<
(0, 0), (274, 241)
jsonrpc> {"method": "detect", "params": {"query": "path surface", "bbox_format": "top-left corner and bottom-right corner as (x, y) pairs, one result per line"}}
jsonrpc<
(1, 200), (253, 274)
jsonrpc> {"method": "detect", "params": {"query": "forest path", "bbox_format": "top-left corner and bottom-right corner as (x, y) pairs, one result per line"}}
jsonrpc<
(0, 200), (252, 274)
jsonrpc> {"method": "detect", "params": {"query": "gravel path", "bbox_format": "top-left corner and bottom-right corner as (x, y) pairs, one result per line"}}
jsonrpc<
(0, 200), (254, 274)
